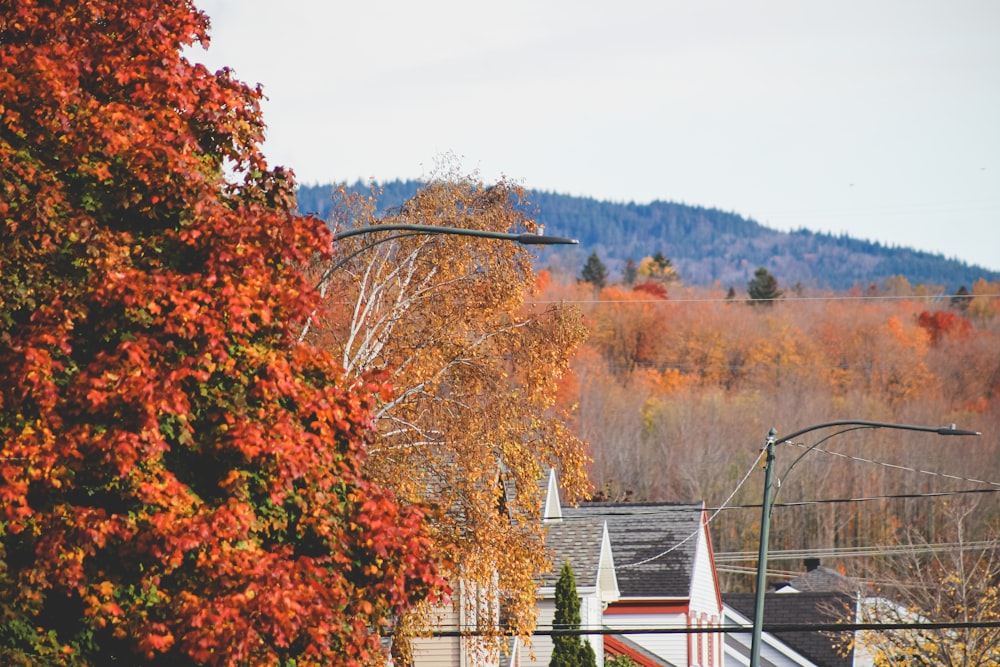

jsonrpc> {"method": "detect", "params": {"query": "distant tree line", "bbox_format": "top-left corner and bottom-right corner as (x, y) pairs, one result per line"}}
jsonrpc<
(297, 181), (999, 292)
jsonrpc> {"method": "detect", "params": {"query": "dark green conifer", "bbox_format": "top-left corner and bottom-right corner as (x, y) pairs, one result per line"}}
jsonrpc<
(550, 562), (597, 667)
(747, 266), (783, 305)
(622, 258), (638, 286)
(580, 252), (608, 290)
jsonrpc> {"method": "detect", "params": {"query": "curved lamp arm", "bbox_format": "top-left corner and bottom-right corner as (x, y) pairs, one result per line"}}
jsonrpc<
(317, 223), (578, 288)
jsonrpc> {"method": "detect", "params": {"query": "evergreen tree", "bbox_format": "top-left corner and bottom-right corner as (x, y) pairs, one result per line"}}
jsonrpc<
(952, 285), (971, 311)
(622, 258), (638, 286)
(747, 266), (783, 305)
(580, 252), (608, 290)
(550, 562), (597, 667)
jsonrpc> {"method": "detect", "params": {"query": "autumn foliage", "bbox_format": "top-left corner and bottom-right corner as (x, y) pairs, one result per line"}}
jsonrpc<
(917, 309), (973, 346)
(542, 275), (1000, 586)
(1, 1), (444, 664)
(304, 175), (589, 660)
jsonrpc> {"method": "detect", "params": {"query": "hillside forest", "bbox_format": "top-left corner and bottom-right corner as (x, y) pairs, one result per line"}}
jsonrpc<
(536, 270), (1000, 591)
(296, 181), (1000, 292)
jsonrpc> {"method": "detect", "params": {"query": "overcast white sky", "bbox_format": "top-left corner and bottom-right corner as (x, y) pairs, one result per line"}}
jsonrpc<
(190, 0), (1000, 272)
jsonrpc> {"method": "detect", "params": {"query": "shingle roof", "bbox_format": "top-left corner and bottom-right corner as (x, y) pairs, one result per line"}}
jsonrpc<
(779, 565), (857, 594)
(541, 517), (607, 588)
(563, 502), (705, 598)
(725, 592), (856, 667)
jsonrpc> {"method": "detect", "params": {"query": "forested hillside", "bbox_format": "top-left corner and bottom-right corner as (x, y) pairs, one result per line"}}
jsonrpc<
(538, 276), (1000, 591)
(297, 180), (998, 292)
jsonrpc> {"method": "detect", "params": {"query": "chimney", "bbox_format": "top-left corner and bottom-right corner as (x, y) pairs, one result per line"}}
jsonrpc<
(804, 557), (821, 572)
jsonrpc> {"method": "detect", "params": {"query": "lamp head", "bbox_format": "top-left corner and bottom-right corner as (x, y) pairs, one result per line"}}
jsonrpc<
(936, 424), (982, 436)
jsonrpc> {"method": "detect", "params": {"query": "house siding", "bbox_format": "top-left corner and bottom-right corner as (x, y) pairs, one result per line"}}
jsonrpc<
(410, 600), (463, 667)
(520, 594), (606, 667)
(518, 600), (555, 667)
(604, 611), (688, 666)
(689, 525), (720, 614)
(689, 524), (723, 667)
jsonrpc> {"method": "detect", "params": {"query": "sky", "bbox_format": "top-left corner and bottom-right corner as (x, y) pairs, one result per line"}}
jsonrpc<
(190, 1), (1000, 272)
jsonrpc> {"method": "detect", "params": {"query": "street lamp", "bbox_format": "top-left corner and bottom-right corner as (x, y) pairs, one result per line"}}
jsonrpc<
(318, 223), (578, 287)
(748, 421), (981, 667)
(331, 223), (578, 245)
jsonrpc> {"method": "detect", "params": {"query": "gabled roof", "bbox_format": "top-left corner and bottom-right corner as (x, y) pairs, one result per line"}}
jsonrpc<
(541, 517), (607, 588)
(725, 592), (855, 667)
(564, 502), (705, 599)
(541, 518), (620, 604)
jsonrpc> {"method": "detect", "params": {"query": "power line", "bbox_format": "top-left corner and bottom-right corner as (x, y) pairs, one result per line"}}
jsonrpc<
(731, 487), (1000, 510)
(526, 292), (1000, 306)
(715, 540), (1000, 563)
(551, 487), (1000, 523)
(614, 448), (765, 569)
(425, 620), (1000, 638)
(785, 441), (1000, 489)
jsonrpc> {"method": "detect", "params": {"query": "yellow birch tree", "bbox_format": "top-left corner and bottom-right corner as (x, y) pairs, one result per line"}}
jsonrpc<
(303, 173), (589, 661)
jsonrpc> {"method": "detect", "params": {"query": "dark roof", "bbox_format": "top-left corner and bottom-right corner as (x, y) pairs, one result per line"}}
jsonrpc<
(541, 518), (607, 588)
(564, 502), (704, 598)
(779, 564), (857, 594)
(725, 592), (856, 667)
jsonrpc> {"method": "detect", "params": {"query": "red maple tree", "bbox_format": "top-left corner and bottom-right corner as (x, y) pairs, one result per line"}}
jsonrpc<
(917, 309), (973, 346)
(0, 1), (446, 664)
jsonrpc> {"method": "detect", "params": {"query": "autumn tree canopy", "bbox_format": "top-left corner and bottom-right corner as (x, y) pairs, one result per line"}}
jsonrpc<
(541, 273), (1000, 589)
(849, 505), (1000, 667)
(304, 175), (589, 659)
(0, 2), (445, 664)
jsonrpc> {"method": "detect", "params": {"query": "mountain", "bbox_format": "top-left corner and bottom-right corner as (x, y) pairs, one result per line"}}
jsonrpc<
(296, 181), (998, 292)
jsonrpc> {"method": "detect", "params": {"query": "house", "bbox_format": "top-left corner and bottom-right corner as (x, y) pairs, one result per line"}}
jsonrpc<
(775, 559), (856, 594)
(514, 470), (725, 667)
(723, 559), (862, 667)
(568, 502), (724, 667)
(414, 470), (725, 667)
(511, 516), (620, 666)
(723, 592), (856, 667)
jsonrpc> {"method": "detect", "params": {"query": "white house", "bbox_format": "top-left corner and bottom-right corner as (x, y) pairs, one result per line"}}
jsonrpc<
(511, 516), (620, 666)
(570, 502), (724, 667)
(519, 470), (725, 667)
(413, 470), (727, 667)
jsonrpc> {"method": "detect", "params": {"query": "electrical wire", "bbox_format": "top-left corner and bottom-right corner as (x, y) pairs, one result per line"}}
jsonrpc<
(614, 447), (766, 569)
(715, 540), (1000, 563)
(724, 487), (1000, 511)
(424, 620), (1000, 638)
(525, 292), (1000, 306)
(551, 486), (1000, 524)
(785, 441), (1000, 488)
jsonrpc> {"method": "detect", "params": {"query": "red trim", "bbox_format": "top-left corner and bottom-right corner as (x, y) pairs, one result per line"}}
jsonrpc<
(707, 616), (715, 667)
(688, 611), (695, 666)
(697, 612), (705, 666)
(604, 600), (688, 615)
(604, 635), (666, 667)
